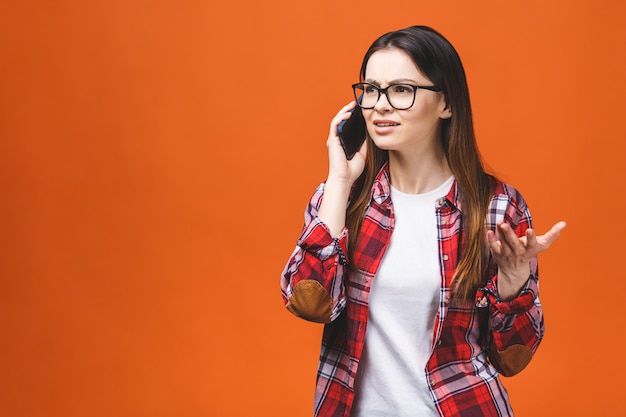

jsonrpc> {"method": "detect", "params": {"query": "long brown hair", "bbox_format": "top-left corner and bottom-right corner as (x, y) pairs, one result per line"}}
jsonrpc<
(346, 26), (494, 300)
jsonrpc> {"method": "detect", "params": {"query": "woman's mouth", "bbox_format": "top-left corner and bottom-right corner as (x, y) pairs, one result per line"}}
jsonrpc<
(374, 120), (400, 127)
(373, 120), (400, 134)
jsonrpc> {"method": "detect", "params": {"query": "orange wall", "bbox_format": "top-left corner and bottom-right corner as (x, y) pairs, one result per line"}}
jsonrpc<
(1, 1), (625, 416)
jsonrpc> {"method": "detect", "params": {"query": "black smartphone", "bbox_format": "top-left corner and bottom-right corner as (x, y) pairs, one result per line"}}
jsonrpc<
(337, 99), (366, 160)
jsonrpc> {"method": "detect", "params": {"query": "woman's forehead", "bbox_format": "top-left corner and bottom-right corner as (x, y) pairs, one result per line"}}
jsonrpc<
(364, 48), (429, 84)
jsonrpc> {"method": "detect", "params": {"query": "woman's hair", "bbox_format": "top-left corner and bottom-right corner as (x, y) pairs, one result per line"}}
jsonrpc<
(346, 25), (494, 300)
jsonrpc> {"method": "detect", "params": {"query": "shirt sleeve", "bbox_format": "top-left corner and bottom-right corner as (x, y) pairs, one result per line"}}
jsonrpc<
(476, 188), (544, 377)
(280, 183), (349, 323)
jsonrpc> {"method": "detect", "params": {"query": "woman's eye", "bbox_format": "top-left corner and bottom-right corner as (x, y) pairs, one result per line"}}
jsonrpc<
(392, 85), (413, 94)
(364, 86), (378, 94)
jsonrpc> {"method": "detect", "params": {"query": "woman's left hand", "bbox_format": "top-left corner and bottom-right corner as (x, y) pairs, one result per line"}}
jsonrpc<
(487, 221), (567, 301)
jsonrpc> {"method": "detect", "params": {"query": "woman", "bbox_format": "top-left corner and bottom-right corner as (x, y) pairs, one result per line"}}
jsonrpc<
(280, 25), (565, 417)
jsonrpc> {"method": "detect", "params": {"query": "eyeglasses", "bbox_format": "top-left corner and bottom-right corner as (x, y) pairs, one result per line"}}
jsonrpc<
(352, 82), (442, 110)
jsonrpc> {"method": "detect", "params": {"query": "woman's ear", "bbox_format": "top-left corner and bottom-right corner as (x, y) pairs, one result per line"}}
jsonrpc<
(440, 104), (452, 120)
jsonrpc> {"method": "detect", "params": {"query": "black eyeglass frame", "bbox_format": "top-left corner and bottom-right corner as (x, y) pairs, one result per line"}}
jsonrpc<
(352, 82), (442, 110)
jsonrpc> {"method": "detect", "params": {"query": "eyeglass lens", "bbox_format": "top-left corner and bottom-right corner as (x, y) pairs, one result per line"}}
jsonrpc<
(353, 83), (416, 110)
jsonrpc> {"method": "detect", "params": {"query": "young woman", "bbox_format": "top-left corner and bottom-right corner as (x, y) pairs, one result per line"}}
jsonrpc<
(280, 26), (565, 417)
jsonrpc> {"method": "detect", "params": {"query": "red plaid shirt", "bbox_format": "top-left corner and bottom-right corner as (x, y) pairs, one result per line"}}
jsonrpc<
(281, 163), (543, 417)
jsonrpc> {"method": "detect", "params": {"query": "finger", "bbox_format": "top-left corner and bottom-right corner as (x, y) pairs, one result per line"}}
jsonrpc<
(525, 228), (537, 250)
(549, 221), (567, 236)
(326, 134), (342, 149)
(485, 229), (501, 255)
(327, 101), (357, 146)
(330, 101), (357, 128)
(339, 100), (357, 113)
(538, 221), (567, 248)
(497, 222), (524, 254)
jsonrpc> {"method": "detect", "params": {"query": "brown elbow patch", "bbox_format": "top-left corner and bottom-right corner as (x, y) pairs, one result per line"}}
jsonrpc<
(489, 343), (533, 377)
(286, 280), (333, 323)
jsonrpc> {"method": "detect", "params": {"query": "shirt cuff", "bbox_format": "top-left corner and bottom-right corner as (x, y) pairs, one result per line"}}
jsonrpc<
(297, 218), (349, 262)
(476, 275), (537, 316)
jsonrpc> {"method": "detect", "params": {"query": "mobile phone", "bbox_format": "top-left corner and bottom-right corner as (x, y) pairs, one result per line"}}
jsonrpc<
(337, 98), (366, 160)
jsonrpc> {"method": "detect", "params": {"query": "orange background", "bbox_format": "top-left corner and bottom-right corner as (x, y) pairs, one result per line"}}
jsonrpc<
(1, 1), (625, 416)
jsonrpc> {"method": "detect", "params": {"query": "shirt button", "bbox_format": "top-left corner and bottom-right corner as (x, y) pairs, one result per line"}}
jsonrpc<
(440, 219), (447, 225)
(436, 198), (445, 207)
(444, 297), (450, 305)
(430, 379), (436, 387)
(442, 254), (449, 261)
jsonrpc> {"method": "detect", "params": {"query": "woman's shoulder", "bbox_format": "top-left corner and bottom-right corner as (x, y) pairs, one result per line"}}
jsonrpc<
(487, 174), (529, 210)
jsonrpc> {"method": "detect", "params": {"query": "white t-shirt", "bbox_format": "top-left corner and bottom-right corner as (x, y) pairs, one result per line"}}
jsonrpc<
(351, 176), (454, 417)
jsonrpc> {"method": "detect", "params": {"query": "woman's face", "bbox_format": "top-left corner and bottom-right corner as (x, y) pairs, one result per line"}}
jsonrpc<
(362, 48), (451, 155)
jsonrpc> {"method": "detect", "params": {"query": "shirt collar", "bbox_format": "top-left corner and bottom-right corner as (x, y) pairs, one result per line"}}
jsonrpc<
(371, 162), (392, 205)
(444, 179), (462, 212)
(371, 162), (463, 212)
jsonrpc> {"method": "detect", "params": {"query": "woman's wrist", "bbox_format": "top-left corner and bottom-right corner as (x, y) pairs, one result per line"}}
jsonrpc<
(318, 178), (352, 238)
(497, 268), (530, 301)
(324, 176), (353, 195)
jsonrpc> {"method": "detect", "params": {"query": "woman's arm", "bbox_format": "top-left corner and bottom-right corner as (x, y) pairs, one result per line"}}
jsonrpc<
(479, 188), (566, 376)
(280, 102), (368, 323)
(318, 101), (367, 237)
(280, 184), (350, 323)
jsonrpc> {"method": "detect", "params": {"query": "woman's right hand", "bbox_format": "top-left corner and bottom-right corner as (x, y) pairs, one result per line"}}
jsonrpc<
(326, 101), (368, 188)
(317, 102), (368, 237)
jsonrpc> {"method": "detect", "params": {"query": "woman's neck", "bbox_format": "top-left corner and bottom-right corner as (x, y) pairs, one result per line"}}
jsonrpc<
(388, 145), (452, 194)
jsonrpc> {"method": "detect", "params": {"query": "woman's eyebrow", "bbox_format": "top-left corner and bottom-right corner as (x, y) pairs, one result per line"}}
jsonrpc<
(364, 78), (418, 86)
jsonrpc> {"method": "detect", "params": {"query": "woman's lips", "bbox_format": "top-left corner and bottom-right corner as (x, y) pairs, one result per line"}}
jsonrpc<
(373, 119), (400, 134)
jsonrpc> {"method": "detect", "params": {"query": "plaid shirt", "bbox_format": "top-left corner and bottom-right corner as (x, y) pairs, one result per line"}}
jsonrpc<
(281, 163), (543, 417)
